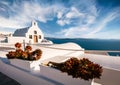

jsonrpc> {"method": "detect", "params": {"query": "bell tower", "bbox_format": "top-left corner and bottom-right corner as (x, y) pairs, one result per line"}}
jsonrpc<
(32, 20), (38, 26)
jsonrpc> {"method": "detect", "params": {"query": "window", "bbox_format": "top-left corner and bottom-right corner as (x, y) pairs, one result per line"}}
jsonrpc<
(29, 35), (32, 39)
(34, 31), (37, 34)
(39, 35), (41, 39)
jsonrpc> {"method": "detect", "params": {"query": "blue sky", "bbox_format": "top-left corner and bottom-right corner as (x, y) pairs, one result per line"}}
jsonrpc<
(0, 0), (120, 39)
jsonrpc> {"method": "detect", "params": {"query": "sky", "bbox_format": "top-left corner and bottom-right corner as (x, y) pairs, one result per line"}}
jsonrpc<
(0, 0), (120, 39)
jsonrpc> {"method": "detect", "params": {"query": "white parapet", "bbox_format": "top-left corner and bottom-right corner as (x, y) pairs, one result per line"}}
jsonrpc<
(33, 42), (85, 61)
(9, 59), (40, 71)
(0, 59), (92, 85)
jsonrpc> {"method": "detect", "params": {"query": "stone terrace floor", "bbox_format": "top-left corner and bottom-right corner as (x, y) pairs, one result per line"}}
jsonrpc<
(0, 72), (20, 85)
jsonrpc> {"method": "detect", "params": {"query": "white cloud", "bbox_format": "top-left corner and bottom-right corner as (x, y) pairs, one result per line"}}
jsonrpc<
(80, 9), (120, 38)
(88, 5), (98, 17)
(89, 10), (119, 35)
(17, 2), (55, 23)
(84, 29), (120, 39)
(57, 20), (65, 26)
(55, 0), (98, 27)
(85, 15), (96, 25)
(57, 26), (88, 38)
(0, 1), (57, 30)
(0, 17), (22, 28)
(57, 7), (120, 38)
(0, 0), (120, 39)
(56, 7), (85, 26)
(0, 0), (97, 31)
(66, 7), (84, 18)
(57, 12), (63, 19)
(57, 19), (71, 26)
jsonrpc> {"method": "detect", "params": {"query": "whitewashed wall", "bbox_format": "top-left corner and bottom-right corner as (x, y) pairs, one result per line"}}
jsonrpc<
(0, 60), (52, 85)
(7, 21), (44, 44)
(7, 37), (27, 44)
(26, 22), (44, 44)
(0, 60), (91, 85)
(32, 43), (85, 62)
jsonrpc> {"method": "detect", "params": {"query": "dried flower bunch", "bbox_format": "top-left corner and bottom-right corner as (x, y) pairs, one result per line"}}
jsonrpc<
(6, 42), (42, 61)
(15, 42), (22, 49)
(48, 58), (103, 81)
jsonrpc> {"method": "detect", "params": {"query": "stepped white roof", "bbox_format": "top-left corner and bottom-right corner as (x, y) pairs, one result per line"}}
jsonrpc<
(47, 42), (84, 50)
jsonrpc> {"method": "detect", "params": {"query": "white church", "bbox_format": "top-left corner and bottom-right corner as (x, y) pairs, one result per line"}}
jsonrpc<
(7, 21), (52, 44)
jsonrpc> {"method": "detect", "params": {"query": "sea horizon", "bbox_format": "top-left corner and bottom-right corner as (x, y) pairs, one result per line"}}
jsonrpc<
(45, 37), (120, 40)
(46, 37), (120, 56)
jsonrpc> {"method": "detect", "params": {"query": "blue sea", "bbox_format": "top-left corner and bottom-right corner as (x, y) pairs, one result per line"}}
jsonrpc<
(46, 38), (120, 56)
